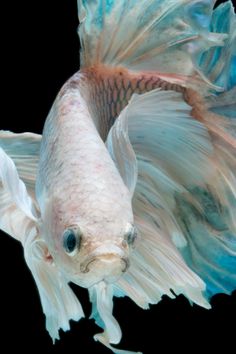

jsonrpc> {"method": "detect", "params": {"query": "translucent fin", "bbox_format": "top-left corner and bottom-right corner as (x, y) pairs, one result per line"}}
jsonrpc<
(106, 103), (137, 195)
(108, 88), (236, 305)
(78, 0), (227, 87)
(89, 282), (121, 345)
(175, 189), (236, 297)
(117, 219), (210, 309)
(0, 145), (84, 340)
(123, 89), (215, 187)
(0, 147), (38, 241)
(24, 235), (84, 342)
(89, 282), (142, 354)
(207, 87), (236, 118)
(0, 131), (41, 200)
(182, 89), (236, 295)
(197, 1), (236, 90)
(185, 88), (236, 230)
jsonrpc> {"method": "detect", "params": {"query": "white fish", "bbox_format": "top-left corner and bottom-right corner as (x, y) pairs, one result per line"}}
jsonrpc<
(0, 1), (236, 353)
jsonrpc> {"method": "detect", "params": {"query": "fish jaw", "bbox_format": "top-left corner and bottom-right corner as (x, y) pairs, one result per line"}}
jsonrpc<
(79, 242), (130, 284)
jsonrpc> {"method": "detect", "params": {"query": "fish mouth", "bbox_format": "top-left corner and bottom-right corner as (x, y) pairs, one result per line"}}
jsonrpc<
(80, 254), (129, 273)
(79, 244), (130, 284)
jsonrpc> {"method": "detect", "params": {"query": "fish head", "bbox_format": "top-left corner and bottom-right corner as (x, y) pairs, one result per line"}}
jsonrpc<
(43, 195), (138, 288)
(66, 224), (137, 285)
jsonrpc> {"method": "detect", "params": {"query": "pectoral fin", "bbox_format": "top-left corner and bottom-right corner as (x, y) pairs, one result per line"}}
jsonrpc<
(24, 235), (84, 342)
(0, 131), (41, 200)
(0, 132), (84, 340)
(0, 146), (38, 242)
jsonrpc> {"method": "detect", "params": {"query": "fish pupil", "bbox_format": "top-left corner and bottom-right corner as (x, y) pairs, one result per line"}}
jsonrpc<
(63, 229), (77, 253)
(125, 227), (137, 245)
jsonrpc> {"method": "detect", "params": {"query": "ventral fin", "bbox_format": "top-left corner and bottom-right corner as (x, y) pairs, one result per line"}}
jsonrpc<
(89, 282), (142, 354)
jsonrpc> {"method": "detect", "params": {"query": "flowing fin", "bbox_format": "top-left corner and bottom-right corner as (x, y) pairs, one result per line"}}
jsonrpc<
(207, 87), (236, 118)
(89, 282), (121, 345)
(175, 189), (236, 297)
(24, 235), (84, 342)
(106, 103), (137, 195)
(0, 131), (41, 200)
(186, 87), (236, 231)
(89, 282), (142, 354)
(117, 219), (210, 309)
(0, 139), (83, 340)
(78, 0), (227, 89)
(197, 1), (236, 90)
(0, 147), (38, 241)
(107, 88), (236, 305)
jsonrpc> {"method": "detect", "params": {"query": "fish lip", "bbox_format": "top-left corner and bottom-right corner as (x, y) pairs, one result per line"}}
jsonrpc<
(80, 243), (128, 272)
(80, 255), (130, 274)
(121, 257), (130, 272)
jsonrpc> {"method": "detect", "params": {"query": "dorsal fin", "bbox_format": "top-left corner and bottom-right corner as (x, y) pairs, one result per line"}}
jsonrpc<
(78, 0), (226, 90)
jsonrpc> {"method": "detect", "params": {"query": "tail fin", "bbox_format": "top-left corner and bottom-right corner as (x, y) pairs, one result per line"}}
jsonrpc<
(78, 0), (227, 89)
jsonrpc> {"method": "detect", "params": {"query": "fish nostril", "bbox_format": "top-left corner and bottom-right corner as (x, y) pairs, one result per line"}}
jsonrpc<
(80, 261), (91, 273)
(122, 240), (129, 249)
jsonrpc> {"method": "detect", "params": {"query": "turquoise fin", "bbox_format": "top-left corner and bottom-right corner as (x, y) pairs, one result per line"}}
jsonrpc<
(197, 1), (236, 91)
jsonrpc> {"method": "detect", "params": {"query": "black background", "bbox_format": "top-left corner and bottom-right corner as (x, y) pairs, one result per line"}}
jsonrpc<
(1, 1), (236, 353)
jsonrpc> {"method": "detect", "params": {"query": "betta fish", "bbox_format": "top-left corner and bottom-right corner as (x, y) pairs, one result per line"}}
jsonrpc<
(0, 0), (236, 353)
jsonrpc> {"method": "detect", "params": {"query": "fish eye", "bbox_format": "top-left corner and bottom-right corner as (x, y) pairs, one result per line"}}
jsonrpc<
(124, 224), (138, 246)
(63, 227), (82, 255)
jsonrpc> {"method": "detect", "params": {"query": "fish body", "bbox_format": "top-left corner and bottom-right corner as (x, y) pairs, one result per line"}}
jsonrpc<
(78, 65), (186, 137)
(36, 77), (133, 288)
(0, 1), (236, 353)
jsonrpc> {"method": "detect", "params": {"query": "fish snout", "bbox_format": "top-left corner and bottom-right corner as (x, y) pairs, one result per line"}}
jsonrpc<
(80, 253), (129, 282)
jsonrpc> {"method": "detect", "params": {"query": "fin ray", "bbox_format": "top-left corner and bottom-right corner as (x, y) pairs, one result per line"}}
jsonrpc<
(24, 235), (84, 342)
(78, 0), (227, 89)
(0, 131), (41, 200)
(0, 147), (38, 242)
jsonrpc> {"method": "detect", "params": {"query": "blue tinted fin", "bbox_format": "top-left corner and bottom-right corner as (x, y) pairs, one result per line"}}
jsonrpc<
(176, 188), (236, 297)
(197, 1), (236, 90)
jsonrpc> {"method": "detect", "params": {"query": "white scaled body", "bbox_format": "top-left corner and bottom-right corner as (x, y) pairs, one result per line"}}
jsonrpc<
(36, 77), (133, 288)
